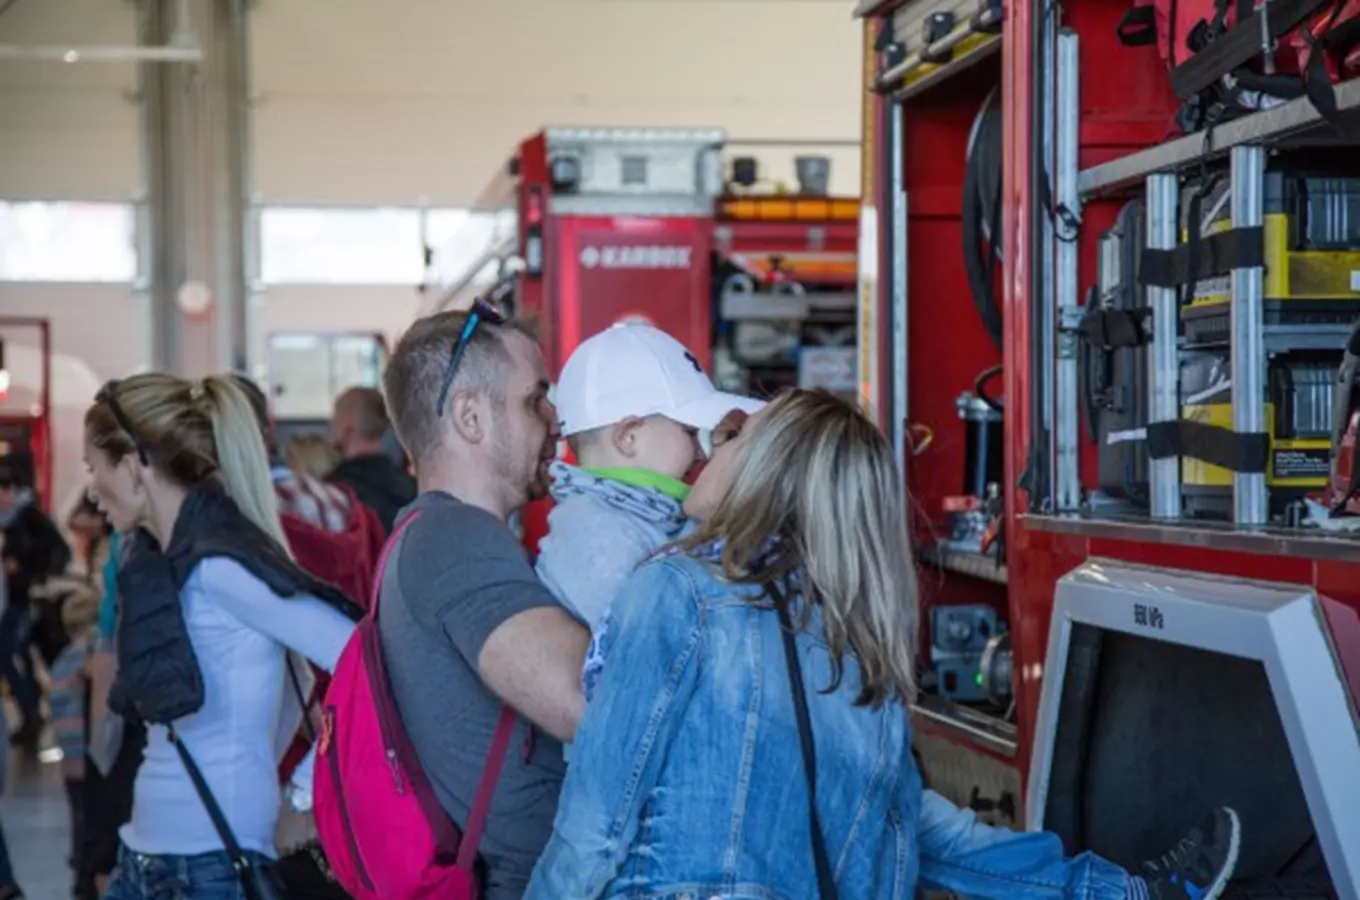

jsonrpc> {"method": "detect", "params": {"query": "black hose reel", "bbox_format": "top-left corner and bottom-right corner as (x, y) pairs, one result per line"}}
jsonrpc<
(963, 86), (1005, 351)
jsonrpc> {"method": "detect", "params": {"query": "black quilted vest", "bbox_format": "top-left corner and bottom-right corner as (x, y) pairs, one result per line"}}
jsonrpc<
(109, 484), (364, 724)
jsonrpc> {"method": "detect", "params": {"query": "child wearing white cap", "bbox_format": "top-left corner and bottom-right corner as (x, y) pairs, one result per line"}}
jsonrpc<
(536, 324), (761, 658)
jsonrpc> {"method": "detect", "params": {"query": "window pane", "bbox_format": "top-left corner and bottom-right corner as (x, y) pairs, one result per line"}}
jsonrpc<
(268, 333), (333, 419)
(0, 201), (137, 282)
(428, 208), (518, 295)
(267, 332), (385, 419)
(331, 334), (384, 396)
(425, 208), (470, 251)
(261, 207), (423, 284)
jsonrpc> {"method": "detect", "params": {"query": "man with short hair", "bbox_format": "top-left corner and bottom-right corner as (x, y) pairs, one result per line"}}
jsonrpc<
(328, 385), (416, 533)
(380, 309), (587, 899)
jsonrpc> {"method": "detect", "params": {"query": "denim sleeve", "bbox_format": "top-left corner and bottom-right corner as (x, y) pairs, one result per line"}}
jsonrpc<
(525, 560), (704, 900)
(916, 788), (1131, 900)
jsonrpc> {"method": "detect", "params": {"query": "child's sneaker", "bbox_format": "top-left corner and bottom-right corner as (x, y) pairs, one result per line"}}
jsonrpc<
(1142, 807), (1241, 900)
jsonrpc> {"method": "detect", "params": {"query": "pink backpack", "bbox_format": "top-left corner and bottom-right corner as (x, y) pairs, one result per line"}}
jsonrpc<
(314, 511), (518, 900)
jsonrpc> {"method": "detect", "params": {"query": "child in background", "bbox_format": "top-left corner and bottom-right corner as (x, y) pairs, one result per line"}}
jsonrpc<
(48, 583), (100, 893)
(535, 324), (761, 650)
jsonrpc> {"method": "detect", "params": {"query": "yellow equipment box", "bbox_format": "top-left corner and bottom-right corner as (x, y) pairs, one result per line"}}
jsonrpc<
(1179, 350), (1336, 520)
(1178, 165), (1360, 346)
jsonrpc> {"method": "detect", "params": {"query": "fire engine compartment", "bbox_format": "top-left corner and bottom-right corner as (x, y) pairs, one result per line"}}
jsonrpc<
(862, 0), (1360, 896)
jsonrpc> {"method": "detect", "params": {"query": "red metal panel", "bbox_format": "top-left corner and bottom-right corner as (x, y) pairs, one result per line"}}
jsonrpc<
(515, 132), (552, 362)
(900, 60), (1004, 538)
(548, 216), (713, 377)
(1085, 537), (1315, 583)
(1065, 0), (1180, 163)
(1313, 563), (1360, 712)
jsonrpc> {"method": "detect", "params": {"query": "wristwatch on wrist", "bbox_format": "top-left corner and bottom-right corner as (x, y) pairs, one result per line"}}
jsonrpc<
(287, 782), (314, 813)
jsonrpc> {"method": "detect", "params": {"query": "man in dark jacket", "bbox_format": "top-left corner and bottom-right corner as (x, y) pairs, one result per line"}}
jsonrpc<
(327, 386), (415, 533)
(0, 457), (71, 753)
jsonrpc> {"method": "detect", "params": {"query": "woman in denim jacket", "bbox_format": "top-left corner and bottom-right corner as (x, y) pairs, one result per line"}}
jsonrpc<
(528, 390), (1240, 900)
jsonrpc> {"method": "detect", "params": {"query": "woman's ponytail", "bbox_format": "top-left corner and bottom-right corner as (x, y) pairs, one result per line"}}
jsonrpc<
(198, 375), (292, 556)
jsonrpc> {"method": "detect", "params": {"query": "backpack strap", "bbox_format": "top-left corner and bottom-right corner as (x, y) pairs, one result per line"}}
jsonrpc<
(369, 510), (421, 622)
(457, 705), (519, 871)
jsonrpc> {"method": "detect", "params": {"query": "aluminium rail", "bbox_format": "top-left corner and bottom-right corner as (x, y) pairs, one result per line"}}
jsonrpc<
(1079, 78), (1360, 198)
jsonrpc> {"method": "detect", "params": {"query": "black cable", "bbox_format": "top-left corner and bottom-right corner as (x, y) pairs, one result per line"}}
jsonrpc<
(975, 364), (1004, 412)
(962, 88), (1005, 350)
(0, 0), (20, 18)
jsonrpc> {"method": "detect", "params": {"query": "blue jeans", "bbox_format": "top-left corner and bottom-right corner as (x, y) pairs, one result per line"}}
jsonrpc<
(918, 789), (1131, 900)
(102, 845), (266, 900)
(0, 604), (38, 729)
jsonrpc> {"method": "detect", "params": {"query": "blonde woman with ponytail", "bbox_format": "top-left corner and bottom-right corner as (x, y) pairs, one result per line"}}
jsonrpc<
(84, 373), (363, 900)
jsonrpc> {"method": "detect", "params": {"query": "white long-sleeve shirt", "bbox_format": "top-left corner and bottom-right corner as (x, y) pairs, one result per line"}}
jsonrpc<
(121, 556), (355, 857)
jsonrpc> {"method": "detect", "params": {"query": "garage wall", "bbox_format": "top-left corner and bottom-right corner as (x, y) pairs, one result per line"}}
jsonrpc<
(0, 0), (863, 508)
(0, 287), (141, 518)
(0, 2), (145, 375)
(0, 1), (144, 511)
(0, 1), (141, 200)
(251, 0), (862, 206)
(248, 0), (864, 399)
(0, 284), (146, 383)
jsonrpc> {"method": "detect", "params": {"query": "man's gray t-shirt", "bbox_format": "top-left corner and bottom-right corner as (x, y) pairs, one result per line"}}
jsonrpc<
(381, 491), (566, 899)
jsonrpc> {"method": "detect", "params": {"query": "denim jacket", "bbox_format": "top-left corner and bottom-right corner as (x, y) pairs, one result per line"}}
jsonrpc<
(526, 553), (924, 899)
(526, 551), (1136, 900)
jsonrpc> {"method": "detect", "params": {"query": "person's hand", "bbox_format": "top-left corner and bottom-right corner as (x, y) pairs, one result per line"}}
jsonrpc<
(275, 798), (318, 855)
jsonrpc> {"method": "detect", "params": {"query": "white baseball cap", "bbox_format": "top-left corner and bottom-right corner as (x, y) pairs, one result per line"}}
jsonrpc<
(556, 324), (763, 437)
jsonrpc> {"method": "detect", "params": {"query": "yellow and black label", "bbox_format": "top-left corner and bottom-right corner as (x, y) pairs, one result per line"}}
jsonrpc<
(1179, 402), (1331, 488)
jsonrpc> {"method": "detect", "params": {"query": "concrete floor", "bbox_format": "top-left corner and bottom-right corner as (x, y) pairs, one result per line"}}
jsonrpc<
(2, 750), (72, 900)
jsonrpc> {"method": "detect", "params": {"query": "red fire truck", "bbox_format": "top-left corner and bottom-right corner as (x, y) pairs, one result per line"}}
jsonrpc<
(428, 128), (860, 400)
(857, 1), (1360, 896)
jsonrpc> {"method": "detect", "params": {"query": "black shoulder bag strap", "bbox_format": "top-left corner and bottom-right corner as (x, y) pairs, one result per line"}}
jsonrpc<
(769, 581), (838, 900)
(167, 726), (285, 900)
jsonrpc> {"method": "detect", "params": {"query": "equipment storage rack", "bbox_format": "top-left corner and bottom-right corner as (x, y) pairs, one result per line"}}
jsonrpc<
(856, 1), (1360, 896)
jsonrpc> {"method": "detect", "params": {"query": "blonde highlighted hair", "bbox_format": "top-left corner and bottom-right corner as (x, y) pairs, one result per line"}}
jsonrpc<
(682, 389), (919, 707)
(85, 373), (289, 553)
(284, 432), (340, 480)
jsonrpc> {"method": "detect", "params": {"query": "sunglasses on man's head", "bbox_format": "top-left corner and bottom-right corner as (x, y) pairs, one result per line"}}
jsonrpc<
(434, 297), (508, 418)
(96, 379), (150, 465)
